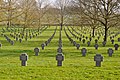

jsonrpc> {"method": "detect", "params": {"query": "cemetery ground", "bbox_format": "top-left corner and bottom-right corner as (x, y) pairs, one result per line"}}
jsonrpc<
(0, 26), (120, 80)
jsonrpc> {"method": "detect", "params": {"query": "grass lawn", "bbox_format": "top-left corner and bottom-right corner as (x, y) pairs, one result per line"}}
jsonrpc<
(0, 26), (120, 80)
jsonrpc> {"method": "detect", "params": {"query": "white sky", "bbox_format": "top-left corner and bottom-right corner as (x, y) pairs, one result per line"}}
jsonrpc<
(49, 0), (56, 3)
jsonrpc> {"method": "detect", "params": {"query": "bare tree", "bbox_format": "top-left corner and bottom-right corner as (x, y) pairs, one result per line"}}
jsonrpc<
(77, 0), (120, 41)
(19, 0), (37, 31)
(54, 0), (70, 30)
(0, 0), (24, 28)
(36, 0), (50, 31)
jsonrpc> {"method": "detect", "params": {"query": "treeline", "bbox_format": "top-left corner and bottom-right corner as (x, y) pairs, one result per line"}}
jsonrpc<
(0, 0), (120, 41)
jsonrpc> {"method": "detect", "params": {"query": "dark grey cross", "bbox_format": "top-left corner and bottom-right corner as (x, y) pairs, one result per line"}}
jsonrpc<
(73, 41), (76, 46)
(94, 54), (103, 67)
(108, 48), (114, 57)
(79, 38), (82, 41)
(30, 35), (32, 39)
(45, 41), (48, 46)
(102, 41), (106, 47)
(10, 41), (14, 45)
(87, 41), (90, 46)
(19, 39), (22, 43)
(81, 48), (87, 56)
(16, 37), (18, 41)
(111, 39), (114, 44)
(41, 43), (45, 50)
(76, 44), (80, 50)
(0, 43), (2, 47)
(34, 47), (40, 56)
(95, 39), (98, 44)
(25, 37), (27, 41)
(82, 39), (85, 43)
(114, 44), (119, 50)
(20, 53), (28, 66)
(56, 53), (64, 66)
(89, 37), (92, 41)
(118, 38), (120, 42)
(57, 48), (62, 53)
(94, 44), (99, 50)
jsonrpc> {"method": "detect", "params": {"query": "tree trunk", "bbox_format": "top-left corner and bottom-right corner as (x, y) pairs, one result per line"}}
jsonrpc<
(38, 25), (41, 32)
(7, 0), (12, 29)
(7, 22), (11, 29)
(104, 26), (108, 42)
(92, 28), (95, 37)
(60, 23), (63, 30)
(23, 26), (26, 33)
(60, 13), (64, 31)
(38, 19), (41, 32)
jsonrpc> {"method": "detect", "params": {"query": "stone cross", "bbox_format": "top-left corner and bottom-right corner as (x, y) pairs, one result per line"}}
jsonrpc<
(41, 43), (45, 50)
(56, 53), (64, 66)
(89, 37), (92, 41)
(10, 41), (14, 45)
(82, 39), (85, 43)
(114, 44), (119, 50)
(20, 53), (28, 66)
(81, 48), (87, 56)
(25, 37), (27, 41)
(94, 44), (99, 50)
(0, 43), (2, 47)
(95, 39), (98, 44)
(45, 41), (48, 46)
(111, 39), (114, 44)
(102, 41), (106, 47)
(94, 54), (103, 67)
(118, 38), (120, 42)
(73, 41), (76, 46)
(30, 36), (32, 39)
(79, 38), (82, 41)
(16, 37), (18, 41)
(87, 41), (90, 46)
(57, 47), (62, 53)
(76, 44), (80, 50)
(34, 47), (40, 56)
(108, 48), (114, 57)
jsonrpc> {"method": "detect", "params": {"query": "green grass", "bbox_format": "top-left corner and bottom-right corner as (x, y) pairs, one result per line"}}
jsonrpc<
(0, 26), (120, 80)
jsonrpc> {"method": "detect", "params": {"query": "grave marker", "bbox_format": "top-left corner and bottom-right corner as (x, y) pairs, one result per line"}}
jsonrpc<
(82, 39), (85, 43)
(56, 53), (64, 66)
(34, 47), (40, 56)
(45, 41), (48, 46)
(30, 36), (32, 39)
(111, 39), (114, 44)
(94, 54), (103, 67)
(102, 41), (106, 47)
(16, 37), (18, 41)
(20, 53), (28, 66)
(89, 37), (92, 41)
(114, 44), (119, 50)
(0, 43), (2, 47)
(95, 39), (98, 43)
(41, 43), (45, 50)
(94, 44), (99, 50)
(73, 41), (76, 46)
(57, 48), (62, 53)
(79, 38), (82, 41)
(19, 39), (22, 43)
(87, 41), (90, 46)
(81, 48), (87, 56)
(76, 44), (80, 50)
(10, 41), (14, 45)
(108, 48), (114, 57)
(25, 37), (27, 41)
(118, 38), (120, 42)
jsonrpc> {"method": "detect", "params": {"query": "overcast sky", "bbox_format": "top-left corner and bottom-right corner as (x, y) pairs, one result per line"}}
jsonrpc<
(49, 0), (56, 3)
